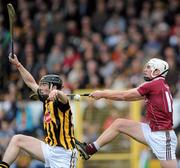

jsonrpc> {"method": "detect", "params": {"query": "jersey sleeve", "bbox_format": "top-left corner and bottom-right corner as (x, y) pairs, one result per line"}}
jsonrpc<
(137, 82), (152, 96)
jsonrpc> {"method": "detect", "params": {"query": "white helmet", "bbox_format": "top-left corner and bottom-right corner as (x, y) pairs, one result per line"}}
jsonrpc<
(146, 58), (169, 79)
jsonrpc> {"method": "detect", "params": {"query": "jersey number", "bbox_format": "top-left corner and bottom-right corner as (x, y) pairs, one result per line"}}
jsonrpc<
(165, 91), (172, 112)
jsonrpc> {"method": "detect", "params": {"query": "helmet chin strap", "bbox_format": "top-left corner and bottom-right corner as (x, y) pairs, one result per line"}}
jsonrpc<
(144, 76), (151, 81)
(144, 69), (169, 81)
(49, 83), (53, 90)
(37, 83), (54, 101)
(37, 88), (48, 101)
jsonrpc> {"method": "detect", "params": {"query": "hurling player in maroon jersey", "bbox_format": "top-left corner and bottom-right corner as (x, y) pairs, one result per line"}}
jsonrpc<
(75, 58), (177, 168)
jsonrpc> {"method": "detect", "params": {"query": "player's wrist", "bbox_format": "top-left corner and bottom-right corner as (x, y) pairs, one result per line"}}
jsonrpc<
(16, 63), (21, 68)
(56, 90), (60, 98)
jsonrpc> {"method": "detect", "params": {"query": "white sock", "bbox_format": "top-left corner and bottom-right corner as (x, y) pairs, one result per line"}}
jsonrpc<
(93, 141), (100, 150)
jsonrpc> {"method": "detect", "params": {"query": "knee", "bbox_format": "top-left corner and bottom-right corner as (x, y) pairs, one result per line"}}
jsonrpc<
(111, 118), (126, 130)
(10, 134), (24, 147)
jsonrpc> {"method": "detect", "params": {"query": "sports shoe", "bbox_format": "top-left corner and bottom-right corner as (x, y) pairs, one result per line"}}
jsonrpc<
(75, 139), (91, 160)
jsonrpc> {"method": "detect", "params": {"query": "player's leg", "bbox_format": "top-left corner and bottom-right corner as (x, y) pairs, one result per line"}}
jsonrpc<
(96, 118), (147, 146)
(160, 159), (177, 168)
(75, 118), (147, 159)
(0, 134), (44, 167)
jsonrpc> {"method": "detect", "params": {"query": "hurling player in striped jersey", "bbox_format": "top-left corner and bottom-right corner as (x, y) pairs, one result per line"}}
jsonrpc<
(0, 54), (77, 168)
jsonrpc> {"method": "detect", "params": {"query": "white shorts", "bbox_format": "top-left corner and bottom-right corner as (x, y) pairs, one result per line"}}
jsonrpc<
(141, 123), (177, 160)
(41, 142), (78, 168)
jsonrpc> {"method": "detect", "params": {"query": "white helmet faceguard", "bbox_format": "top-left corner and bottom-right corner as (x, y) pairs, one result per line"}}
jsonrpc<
(145, 58), (169, 80)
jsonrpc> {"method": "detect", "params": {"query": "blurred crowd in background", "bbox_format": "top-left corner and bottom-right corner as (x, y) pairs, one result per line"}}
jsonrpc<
(0, 0), (180, 167)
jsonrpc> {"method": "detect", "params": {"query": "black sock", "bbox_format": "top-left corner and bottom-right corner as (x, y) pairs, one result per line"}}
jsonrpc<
(0, 161), (10, 168)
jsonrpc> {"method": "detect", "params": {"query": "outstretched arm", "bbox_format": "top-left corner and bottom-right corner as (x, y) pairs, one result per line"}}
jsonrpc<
(90, 88), (144, 101)
(9, 54), (39, 93)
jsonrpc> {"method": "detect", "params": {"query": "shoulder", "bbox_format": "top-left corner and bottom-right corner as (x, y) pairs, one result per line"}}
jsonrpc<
(138, 81), (153, 89)
(139, 77), (164, 88)
(137, 80), (156, 95)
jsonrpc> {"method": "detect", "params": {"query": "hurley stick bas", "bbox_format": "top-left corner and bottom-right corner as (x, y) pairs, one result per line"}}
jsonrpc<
(7, 3), (16, 58)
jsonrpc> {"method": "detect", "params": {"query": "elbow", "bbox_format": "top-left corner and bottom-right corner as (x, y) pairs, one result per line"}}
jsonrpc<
(119, 94), (129, 101)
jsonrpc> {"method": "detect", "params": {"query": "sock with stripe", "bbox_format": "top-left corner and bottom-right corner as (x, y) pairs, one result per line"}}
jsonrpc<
(85, 141), (100, 155)
(93, 141), (100, 150)
(0, 161), (10, 168)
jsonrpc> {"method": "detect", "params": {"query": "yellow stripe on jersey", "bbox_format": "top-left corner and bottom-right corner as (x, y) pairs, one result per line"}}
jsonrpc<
(50, 122), (58, 146)
(49, 102), (58, 146)
(44, 102), (54, 146)
(58, 108), (67, 148)
(46, 123), (53, 146)
(65, 110), (72, 148)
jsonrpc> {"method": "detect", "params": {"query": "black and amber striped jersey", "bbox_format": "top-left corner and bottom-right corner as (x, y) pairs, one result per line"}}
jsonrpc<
(42, 99), (75, 149)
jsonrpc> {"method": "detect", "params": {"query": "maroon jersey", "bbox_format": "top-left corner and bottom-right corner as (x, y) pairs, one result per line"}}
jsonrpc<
(137, 77), (173, 131)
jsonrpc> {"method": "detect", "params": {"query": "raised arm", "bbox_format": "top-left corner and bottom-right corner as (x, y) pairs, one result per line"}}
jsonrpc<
(89, 88), (144, 101)
(9, 54), (39, 93)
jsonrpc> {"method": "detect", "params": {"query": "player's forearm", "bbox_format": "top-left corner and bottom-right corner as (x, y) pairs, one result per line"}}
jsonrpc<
(102, 89), (143, 101)
(16, 63), (38, 92)
(102, 90), (126, 101)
